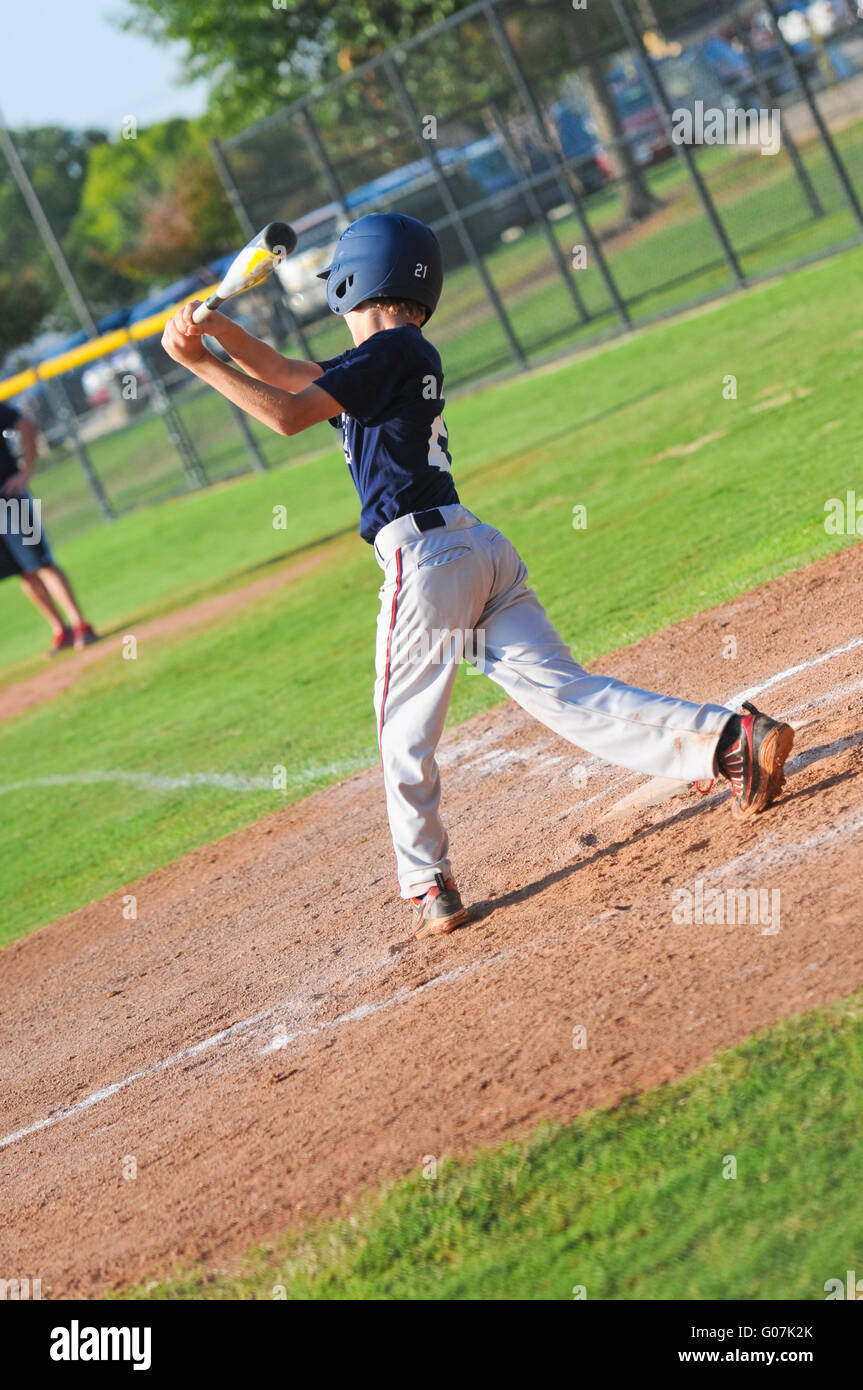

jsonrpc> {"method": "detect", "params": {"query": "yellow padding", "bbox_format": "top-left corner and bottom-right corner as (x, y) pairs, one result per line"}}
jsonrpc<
(0, 368), (39, 401)
(38, 328), (135, 380)
(0, 282), (220, 401)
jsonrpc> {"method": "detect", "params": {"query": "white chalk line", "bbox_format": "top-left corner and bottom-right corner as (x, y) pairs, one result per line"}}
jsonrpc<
(0, 953), (503, 1154)
(0, 758), (371, 798)
(726, 635), (863, 707)
(0, 634), (859, 802)
(260, 956), (500, 1054)
(12, 791), (845, 1157)
(0, 999), (286, 1153)
(700, 803), (863, 885)
(1, 635), (860, 1153)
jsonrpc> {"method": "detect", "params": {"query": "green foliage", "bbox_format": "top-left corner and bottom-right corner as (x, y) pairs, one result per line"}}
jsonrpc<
(0, 266), (51, 360)
(0, 126), (119, 347)
(119, 0), (475, 133)
(70, 117), (236, 283)
(0, 115), (238, 361)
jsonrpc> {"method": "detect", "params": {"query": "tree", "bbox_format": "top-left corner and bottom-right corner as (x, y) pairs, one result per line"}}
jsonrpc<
(567, 7), (660, 223)
(0, 125), (129, 351)
(119, 0), (468, 134)
(0, 267), (51, 361)
(69, 118), (237, 284)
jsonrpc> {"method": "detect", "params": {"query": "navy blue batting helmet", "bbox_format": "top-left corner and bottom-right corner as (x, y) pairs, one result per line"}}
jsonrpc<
(317, 213), (443, 322)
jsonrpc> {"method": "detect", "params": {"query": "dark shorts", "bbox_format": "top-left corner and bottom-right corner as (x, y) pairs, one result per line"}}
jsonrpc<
(0, 537), (21, 581)
(0, 491), (55, 574)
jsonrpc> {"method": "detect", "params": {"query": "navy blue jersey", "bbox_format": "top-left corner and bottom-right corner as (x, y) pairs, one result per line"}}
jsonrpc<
(316, 323), (459, 543)
(0, 401), (21, 486)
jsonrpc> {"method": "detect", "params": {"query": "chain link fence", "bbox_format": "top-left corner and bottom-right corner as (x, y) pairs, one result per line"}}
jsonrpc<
(5, 0), (863, 544)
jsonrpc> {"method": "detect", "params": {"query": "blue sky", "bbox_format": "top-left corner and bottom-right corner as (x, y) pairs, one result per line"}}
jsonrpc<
(4, 0), (209, 131)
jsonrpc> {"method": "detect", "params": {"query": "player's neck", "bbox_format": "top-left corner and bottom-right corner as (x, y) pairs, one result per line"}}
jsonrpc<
(346, 308), (421, 346)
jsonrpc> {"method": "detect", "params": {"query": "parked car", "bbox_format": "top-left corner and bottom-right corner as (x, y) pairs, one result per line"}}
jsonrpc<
(605, 35), (794, 169)
(533, 103), (609, 198)
(606, 62), (670, 166)
(696, 35), (759, 98)
(347, 155), (511, 265)
(657, 44), (750, 113)
(273, 203), (348, 323)
(745, 21), (818, 94)
(465, 112), (606, 196)
(776, 0), (856, 40)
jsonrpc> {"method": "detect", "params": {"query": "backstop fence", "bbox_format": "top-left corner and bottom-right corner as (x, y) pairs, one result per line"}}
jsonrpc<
(4, 0), (863, 543)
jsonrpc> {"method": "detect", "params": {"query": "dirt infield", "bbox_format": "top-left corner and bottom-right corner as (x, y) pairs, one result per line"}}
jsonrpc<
(1, 545), (862, 1297)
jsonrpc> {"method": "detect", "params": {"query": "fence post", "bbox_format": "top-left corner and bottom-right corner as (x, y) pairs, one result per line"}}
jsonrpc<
(487, 101), (591, 326)
(482, 0), (631, 328)
(731, 0), (823, 221)
(609, 0), (745, 287)
(383, 51), (529, 370)
(139, 342), (209, 491)
(0, 110), (99, 340)
(762, 0), (863, 235)
(299, 107), (354, 221)
(230, 403), (268, 473)
(45, 377), (115, 521)
(208, 137), (318, 358)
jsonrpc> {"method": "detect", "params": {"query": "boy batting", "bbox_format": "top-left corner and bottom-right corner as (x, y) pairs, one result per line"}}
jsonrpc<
(162, 213), (793, 940)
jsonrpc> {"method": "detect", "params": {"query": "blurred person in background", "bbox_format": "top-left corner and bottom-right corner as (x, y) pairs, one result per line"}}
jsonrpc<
(0, 400), (97, 656)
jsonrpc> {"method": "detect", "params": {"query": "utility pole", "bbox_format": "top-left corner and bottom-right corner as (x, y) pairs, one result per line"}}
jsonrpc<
(0, 105), (98, 337)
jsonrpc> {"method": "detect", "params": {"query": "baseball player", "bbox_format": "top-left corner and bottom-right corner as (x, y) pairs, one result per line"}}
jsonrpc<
(0, 401), (98, 656)
(162, 213), (794, 940)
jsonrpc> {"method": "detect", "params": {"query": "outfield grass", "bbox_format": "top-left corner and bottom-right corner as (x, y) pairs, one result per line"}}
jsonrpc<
(113, 991), (863, 1300)
(1, 243), (861, 944)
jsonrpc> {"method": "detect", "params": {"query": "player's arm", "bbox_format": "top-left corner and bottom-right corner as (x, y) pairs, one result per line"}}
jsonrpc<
(161, 306), (340, 436)
(179, 303), (323, 392)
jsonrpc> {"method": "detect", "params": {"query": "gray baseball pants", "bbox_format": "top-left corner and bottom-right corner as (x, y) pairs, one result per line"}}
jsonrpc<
(373, 505), (731, 897)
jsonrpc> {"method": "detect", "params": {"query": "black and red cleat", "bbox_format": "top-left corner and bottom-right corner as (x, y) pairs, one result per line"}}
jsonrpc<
(410, 872), (470, 939)
(718, 701), (794, 820)
(47, 625), (74, 658)
(73, 622), (99, 651)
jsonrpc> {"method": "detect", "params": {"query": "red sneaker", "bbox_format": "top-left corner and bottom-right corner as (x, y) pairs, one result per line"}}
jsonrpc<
(410, 873), (470, 939)
(48, 626), (74, 658)
(718, 701), (794, 820)
(73, 622), (99, 651)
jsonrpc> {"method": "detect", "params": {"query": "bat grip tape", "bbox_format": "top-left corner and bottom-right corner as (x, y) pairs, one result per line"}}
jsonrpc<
(191, 296), (222, 324)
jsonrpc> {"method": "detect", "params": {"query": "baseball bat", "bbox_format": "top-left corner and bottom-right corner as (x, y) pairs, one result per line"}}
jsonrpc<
(192, 221), (297, 324)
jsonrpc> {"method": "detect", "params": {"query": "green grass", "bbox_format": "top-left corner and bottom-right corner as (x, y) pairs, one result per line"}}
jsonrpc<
(1, 241), (862, 944)
(113, 992), (863, 1300)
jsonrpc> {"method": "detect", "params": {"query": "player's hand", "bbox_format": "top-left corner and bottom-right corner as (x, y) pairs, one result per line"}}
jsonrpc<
(161, 302), (212, 366)
(1, 468), (32, 497)
(182, 301), (230, 339)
